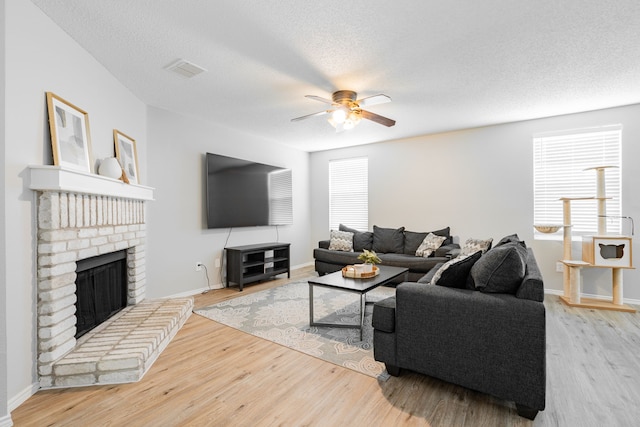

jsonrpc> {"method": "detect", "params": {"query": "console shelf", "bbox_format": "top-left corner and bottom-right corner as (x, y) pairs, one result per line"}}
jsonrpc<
(225, 242), (290, 291)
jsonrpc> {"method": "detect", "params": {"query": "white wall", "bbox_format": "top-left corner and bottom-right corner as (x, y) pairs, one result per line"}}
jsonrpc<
(1, 0), (9, 423)
(146, 107), (311, 298)
(4, 0), (147, 410)
(310, 104), (640, 301)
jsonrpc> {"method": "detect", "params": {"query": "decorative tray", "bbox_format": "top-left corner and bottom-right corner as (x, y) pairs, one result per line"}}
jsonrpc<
(342, 265), (379, 279)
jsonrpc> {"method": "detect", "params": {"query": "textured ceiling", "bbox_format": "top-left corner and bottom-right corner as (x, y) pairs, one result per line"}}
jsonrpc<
(31, 0), (640, 152)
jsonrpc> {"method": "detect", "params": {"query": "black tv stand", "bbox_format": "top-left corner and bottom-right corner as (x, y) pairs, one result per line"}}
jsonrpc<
(225, 243), (291, 291)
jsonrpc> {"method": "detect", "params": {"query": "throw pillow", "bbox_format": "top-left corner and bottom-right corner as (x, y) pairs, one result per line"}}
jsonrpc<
(403, 227), (451, 254)
(415, 233), (447, 257)
(373, 225), (405, 254)
(460, 237), (493, 256)
(495, 233), (526, 248)
(328, 230), (354, 252)
(417, 262), (444, 284)
(470, 242), (527, 294)
(431, 250), (483, 289)
(339, 224), (373, 251)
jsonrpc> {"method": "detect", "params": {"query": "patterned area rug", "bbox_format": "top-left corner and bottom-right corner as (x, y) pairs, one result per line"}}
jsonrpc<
(194, 281), (395, 380)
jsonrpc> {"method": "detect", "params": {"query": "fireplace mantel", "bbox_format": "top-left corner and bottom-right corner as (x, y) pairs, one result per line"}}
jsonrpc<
(29, 165), (154, 201)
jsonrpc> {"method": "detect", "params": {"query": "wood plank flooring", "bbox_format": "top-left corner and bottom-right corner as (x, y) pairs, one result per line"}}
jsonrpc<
(11, 266), (640, 426)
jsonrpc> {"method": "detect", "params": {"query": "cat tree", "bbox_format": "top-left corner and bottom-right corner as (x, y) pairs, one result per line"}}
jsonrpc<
(537, 166), (635, 312)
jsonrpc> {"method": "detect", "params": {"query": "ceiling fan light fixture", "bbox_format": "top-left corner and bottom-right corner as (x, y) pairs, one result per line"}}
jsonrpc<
(293, 90), (395, 130)
(343, 110), (362, 130)
(331, 109), (347, 124)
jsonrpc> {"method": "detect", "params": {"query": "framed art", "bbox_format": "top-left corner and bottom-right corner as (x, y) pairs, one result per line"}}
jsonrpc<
(113, 130), (140, 184)
(46, 92), (93, 173)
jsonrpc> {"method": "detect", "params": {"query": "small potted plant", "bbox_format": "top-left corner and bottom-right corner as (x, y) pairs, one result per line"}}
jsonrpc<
(357, 249), (381, 273)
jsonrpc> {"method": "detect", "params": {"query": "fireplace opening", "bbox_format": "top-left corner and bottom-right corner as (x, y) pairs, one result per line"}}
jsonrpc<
(75, 250), (128, 339)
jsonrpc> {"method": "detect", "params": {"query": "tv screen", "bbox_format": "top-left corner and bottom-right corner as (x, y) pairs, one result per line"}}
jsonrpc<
(205, 153), (293, 229)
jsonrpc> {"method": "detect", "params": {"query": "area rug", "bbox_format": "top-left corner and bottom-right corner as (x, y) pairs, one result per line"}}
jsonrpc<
(194, 281), (394, 380)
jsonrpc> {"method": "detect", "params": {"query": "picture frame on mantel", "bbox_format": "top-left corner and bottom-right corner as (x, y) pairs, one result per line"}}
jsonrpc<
(46, 92), (93, 173)
(113, 129), (140, 184)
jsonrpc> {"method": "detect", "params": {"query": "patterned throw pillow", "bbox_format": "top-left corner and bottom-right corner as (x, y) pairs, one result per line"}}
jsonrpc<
(328, 230), (354, 252)
(431, 251), (483, 288)
(415, 233), (447, 257)
(460, 237), (493, 256)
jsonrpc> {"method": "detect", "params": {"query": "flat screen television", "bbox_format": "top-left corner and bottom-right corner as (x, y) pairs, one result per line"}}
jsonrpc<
(205, 153), (293, 229)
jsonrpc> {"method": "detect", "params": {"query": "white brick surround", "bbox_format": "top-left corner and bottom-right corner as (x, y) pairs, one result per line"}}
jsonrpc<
(30, 166), (192, 389)
(37, 191), (146, 372)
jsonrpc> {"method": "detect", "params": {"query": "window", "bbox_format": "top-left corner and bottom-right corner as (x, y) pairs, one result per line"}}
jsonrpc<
(533, 125), (622, 238)
(329, 157), (368, 231)
(268, 169), (293, 225)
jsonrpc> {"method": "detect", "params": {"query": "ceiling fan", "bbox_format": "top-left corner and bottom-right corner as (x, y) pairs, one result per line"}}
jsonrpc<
(291, 90), (396, 131)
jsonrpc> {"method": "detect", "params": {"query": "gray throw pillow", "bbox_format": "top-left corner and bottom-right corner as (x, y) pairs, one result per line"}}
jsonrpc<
(339, 224), (373, 251)
(373, 225), (405, 254)
(495, 233), (526, 248)
(470, 242), (527, 294)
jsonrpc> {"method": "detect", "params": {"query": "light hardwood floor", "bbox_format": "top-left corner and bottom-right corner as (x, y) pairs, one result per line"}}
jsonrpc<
(11, 266), (640, 426)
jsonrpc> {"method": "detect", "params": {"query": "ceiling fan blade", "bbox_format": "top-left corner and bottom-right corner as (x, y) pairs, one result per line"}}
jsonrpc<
(291, 110), (329, 122)
(305, 95), (334, 105)
(357, 94), (391, 107)
(360, 109), (396, 127)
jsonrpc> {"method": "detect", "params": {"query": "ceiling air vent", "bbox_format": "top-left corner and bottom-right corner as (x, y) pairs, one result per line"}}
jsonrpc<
(164, 59), (207, 78)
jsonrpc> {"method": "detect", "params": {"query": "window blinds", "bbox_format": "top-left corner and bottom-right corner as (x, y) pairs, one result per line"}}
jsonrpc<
(268, 169), (293, 225)
(329, 157), (368, 231)
(533, 125), (622, 236)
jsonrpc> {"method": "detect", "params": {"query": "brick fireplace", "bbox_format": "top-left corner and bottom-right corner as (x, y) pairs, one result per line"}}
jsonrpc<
(30, 166), (192, 388)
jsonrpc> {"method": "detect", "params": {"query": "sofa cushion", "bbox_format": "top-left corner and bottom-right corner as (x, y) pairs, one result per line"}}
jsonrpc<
(461, 237), (493, 256)
(339, 224), (373, 251)
(372, 296), (396, 333)
(471, 242), (527, 294)
(404, 227), (451, 255)
(328, 230), (354, 252)
(432, 250), (482, 289)
(373, 225), (405, 254)
(415, 233), (447, 257)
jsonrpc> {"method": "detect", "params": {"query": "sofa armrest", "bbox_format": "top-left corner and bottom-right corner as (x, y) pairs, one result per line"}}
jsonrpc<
(435, 243), (460, 258)
(517, 249), (545, 302)
(318, 240), (330, 249)
(395, 282), (546, 411)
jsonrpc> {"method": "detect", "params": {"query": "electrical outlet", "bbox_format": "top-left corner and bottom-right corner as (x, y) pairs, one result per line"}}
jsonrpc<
(556, 262), (564, 273)
(215, 258), (221, 268)
(195, 262), (203, 272)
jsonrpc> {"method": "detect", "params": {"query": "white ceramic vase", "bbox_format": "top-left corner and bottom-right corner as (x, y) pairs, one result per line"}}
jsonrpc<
(98, 157), (122, 179)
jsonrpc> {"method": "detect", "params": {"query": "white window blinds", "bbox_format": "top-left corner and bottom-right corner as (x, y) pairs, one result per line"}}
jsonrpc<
(329, 157), (368, 231)
(268, 169), (293, 225)
(533, 125), (622, 237)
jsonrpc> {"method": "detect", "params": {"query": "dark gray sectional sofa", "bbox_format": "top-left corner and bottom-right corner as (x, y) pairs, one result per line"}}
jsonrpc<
(372, 236), (546, 419)
(313, 225), (460, 282)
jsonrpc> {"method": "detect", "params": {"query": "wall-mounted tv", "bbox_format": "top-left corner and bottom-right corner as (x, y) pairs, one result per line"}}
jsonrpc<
(205, 153), (293, 229)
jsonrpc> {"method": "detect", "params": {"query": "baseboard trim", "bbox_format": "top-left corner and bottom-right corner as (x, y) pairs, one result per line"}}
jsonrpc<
(545, 288), (640, 306)
(0, 414), (14, 427)
(8, 381), (39, 413)
(167, 263), (315, 299)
